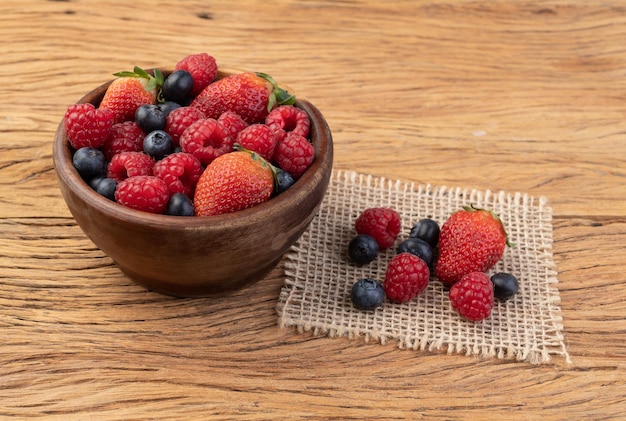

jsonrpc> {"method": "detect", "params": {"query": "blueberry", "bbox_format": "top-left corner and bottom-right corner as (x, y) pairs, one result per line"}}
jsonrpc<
(167, 193), (195, 216)
(158, 101), (181, 117)
(162, 70), (194, 104)
(274, 170), (295, 195)
(348, 234), (379, 265)
(135, 104), (167, 133)
(72, 147), (107, 180)
(88, 175), (106, 190)
(491, 272), (519, 301)
(95, 178), (117, 201)
(143, 130), (174, 160)
(351, 278), (385, 311)
(396, 237), (434, 267)
(409, 218), (440, 248)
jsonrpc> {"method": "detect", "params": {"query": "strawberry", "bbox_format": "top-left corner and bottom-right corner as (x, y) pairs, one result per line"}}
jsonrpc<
(435, 204), (513, 286)
(193, 147), (276, 216)
(100, 66), (164, 123)
(190, 72), (295, 124)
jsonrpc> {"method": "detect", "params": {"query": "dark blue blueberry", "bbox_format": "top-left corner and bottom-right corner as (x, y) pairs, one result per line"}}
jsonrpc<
(88, 175), (106, 190)
(167, 193), (195, 216)
(348, 234), (379, 265)
(158, 101), (181, 117)
(491, 272), (519, 301)
(274, 170), (295, 195)
(409, 218), (440, 248)
(95, 178), (117, 201)
(135, 104), (167, 133)
(143, 130), (174, 160)
(351, 278), (385, 311)
(72, 147), (107, 180)
(162, 70), (194, 104)
(396, 237), (434, 267)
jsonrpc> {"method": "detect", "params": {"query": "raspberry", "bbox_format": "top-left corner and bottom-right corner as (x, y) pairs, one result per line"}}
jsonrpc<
(179, 118), (234, 165)
(165, 106), (206, 146)
(449, 271), (494, 321)
(64, 103), (114, 149)
(383, 253), (430, 303)
(107, 151), (155, 182)
(153, 152), (203, 197)
(235, 124), (278, 161)
(174, 53), (218, 97)
(115, 175), (170, 214)
(218, 111), (248, 141)
(272, 132), (315, 179)
(354, 207), (401, 249)
(265, 105), (310, 142)
(101, 121), (145, 160)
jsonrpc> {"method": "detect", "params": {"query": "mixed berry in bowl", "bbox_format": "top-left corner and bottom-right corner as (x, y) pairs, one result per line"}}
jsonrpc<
(63, 53), (316, 217)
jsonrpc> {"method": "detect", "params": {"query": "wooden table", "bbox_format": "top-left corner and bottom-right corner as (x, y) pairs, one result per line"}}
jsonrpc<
(1, 1), (624, 419)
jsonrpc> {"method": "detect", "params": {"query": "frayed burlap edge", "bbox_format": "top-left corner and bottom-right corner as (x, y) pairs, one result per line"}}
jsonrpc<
(276, 170), (571, 364)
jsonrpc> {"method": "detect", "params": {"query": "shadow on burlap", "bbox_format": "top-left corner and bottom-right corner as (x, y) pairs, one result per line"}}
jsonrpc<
(276, 170), (571, 364)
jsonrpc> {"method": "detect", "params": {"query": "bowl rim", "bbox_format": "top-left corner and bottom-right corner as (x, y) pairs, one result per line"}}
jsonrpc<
(53, 69), (333, 230)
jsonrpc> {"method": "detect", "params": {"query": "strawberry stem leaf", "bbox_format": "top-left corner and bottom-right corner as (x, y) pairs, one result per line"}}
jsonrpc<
(133, 66), (151, 79)
(112, 66), (164, 99)
(233, 143), (281, 193)
(256, 72), (296, 111)
(113, 70), (140, 77)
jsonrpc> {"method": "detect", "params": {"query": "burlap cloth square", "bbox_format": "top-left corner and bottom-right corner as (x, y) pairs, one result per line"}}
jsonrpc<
(276, 170), (571, 364)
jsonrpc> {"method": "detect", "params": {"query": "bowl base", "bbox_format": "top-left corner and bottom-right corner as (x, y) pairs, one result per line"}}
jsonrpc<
(115, 256), (284, 298)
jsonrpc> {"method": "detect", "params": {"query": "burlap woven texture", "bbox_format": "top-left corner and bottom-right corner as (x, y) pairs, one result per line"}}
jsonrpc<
(276, 170), (571, 364)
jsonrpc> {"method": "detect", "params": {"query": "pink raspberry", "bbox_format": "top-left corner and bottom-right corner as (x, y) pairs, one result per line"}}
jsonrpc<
(174, 53), (218, 97)
(383, 253), (430, 303)
(165, 106), (206, 146)
(153, 152), (203, 197)
(179, 118), (234, 165)
(64, 103), (114, 149)
(115, 175), (170, 214)
(354, 207), (401, 249)
(449, 272), (494, 321)
(218, 111), (248, 141)
(107, 151), (155, 182)
(265, 105), (310, 142)
(272, 132), (314, 179)
(101, 121), (145, 160)
(235, 124), (278, 161)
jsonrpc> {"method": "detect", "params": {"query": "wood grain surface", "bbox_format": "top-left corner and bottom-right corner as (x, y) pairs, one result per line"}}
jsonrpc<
(1, 0), (625, 419)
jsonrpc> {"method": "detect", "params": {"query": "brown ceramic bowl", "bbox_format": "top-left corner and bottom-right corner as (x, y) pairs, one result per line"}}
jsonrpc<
(53, 70), (333, 297)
